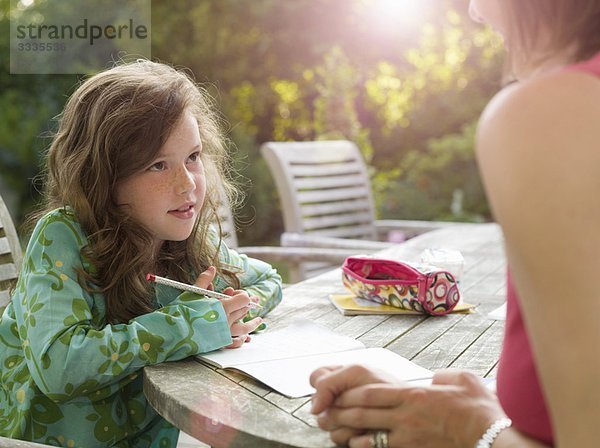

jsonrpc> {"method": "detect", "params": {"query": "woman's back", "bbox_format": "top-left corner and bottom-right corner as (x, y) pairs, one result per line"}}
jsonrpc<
(477, 50), (600, 446)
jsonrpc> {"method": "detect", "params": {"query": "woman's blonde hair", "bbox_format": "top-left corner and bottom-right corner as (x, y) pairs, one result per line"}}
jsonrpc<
(501, 0), (600, 73)
(33, 60), (240, 324)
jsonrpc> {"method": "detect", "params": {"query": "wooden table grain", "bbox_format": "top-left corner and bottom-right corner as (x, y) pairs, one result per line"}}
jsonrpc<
(144, 223), (506, 448)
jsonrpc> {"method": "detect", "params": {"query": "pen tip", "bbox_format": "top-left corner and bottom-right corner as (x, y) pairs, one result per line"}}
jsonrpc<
(146, 273), (155, 282)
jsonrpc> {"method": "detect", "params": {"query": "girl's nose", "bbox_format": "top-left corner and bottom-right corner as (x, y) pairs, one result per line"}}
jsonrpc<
(174, 166), (195, 195)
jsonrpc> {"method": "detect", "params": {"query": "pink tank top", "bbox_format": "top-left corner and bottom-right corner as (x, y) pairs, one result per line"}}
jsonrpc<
(496, 51), (600, 446)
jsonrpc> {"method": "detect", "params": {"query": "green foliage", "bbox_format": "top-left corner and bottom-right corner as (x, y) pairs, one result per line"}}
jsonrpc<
(0, 0), (80, 225)
(375, 120), (488, 221)
(365, 13), (503, 222)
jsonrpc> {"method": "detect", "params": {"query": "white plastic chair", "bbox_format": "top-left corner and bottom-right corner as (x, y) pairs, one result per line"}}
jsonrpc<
(260, 140), (458, 280)
(0, 193), (22, 309)
(213, 187), (361, 282)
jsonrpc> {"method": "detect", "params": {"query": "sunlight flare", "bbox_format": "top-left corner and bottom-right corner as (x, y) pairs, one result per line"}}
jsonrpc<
(370, 0), (425, 31)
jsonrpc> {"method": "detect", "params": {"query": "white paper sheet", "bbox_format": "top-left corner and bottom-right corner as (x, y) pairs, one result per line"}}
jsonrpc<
(487, 303), (507, 321)
(240, 347), (433, 397)
(197, 319), (433, 397)
(199, 319), (364, 367)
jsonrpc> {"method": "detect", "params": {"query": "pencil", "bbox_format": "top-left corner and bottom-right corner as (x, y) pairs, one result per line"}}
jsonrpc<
(146, 273), (262, 309)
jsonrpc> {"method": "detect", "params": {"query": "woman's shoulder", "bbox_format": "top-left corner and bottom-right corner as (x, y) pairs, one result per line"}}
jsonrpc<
(476, 65), (600, 236)
(477, 67), (600, 160)
(482, 67), (600, 124)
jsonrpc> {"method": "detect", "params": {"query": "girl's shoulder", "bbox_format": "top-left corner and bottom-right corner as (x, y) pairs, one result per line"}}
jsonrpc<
(30, 207), (88, 247)
(40, 206), (77, 221)
(34, 207), (79, 228)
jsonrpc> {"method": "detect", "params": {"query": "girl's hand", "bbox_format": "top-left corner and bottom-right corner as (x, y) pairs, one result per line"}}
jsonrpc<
(193, 267), (262, 349)
(221, 286), (262, 348)
(311, 365), (505, 448)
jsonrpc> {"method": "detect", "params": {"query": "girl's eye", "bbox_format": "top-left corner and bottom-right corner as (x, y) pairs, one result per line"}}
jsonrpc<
(149, 161), (166, 172)
(187, 151), (202, 163)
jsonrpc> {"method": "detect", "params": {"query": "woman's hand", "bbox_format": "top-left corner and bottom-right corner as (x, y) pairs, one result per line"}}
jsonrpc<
(194, 267), (262, 349)
(311, 365), (506, 448)
(311, 365), (397, 415)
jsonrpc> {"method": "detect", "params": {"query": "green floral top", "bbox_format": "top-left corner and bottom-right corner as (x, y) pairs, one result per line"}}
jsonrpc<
(0, 208), (283, 447)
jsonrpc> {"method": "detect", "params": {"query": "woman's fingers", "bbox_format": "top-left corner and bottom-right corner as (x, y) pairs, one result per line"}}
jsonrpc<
(311, 365), (391, 415)
(334, 383), (410, 409)
(432, 369), (481, 388)
(318, 406), (397, 431)
(309, 366), (344, 413)
(310, 366), (343, 385)
(328, 427), (365, 446)
(348, 433), (383, 448)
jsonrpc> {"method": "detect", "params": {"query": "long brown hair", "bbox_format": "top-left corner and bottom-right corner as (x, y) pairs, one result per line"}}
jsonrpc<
(31, 60), (241, 324)
(501, 0), (600, 74)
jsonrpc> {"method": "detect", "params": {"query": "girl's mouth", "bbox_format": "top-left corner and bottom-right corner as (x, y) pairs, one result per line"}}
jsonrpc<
(168, 204), (195, 219)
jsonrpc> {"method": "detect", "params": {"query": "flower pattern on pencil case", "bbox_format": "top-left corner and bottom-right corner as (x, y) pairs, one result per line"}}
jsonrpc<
(341, 258), (460, 316)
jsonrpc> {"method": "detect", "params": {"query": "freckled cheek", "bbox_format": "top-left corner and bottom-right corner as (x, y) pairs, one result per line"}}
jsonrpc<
(149, 171), (192, 195)
(150, 180), (173, 195)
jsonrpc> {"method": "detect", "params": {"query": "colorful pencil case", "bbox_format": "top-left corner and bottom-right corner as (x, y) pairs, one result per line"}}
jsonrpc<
(341, 256), (461, 316)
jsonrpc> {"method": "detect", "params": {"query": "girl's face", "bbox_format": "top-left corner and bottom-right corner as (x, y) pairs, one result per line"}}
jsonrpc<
(469, 0), (506, 35)
(117, 111), (206, 249)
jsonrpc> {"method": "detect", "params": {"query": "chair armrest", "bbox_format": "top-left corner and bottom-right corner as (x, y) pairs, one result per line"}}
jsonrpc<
(280, 232), (392, 251)
(236, 245), (361, 264)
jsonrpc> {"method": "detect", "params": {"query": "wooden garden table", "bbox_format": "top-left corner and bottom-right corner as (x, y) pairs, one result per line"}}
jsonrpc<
(144, 223), (506, 447)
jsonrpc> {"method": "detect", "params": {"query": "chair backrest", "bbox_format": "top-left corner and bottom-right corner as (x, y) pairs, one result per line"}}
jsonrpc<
(260, 140), (381, 280)
(0, 194), (22, 309)
(260, 140), (379, 240)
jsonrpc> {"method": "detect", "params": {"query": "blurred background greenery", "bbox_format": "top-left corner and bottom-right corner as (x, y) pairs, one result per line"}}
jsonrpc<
(0, 0), (504, 245)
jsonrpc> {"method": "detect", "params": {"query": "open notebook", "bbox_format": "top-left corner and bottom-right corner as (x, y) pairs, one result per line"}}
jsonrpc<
(196, 319), (433, 397)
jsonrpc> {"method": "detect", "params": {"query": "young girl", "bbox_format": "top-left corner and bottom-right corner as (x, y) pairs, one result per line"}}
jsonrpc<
(310, 1), (600, 447)
(0, 60), (282, 447)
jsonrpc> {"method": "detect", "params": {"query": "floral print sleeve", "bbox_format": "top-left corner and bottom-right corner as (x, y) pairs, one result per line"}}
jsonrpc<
(0, 209), (233, 447)
(210, 230), (283, 319)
